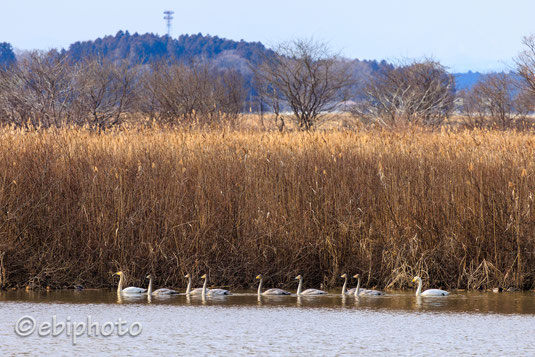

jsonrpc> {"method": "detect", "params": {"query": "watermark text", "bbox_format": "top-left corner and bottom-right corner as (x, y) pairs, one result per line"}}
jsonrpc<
(15, 315), (142, 344)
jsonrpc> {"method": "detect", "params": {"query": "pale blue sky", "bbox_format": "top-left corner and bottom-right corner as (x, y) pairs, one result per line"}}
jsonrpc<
(1, 0), (534, 72)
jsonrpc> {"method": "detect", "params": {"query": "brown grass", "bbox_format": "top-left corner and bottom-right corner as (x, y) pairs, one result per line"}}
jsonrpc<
(1, 123), (535, 291)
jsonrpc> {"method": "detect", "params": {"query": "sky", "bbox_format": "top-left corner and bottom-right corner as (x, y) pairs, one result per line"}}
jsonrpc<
(1, 0), (535, 72)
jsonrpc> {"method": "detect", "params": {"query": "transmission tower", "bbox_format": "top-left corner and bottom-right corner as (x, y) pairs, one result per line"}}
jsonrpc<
(163, 10), (174, 37)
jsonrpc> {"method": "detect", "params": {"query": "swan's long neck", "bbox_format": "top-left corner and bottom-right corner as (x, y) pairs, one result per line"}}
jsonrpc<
(354, 277), (361, 297)
(186, 277), (192, 295)
(257, 278), (263, 296)
(416, 278), (422, 296)
(147, 276), (153, 295)
(202, 277), (208, 298)
(342, 276), (348, 295)
(297, 277), (303, 296)
(117, 274), (124, 294)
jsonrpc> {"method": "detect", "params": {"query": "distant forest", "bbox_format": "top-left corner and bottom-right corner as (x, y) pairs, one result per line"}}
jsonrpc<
(66, 31), (269, 68)
(0, 42), (16, 69)
(1, 31), (393, 84)
(1, 31), (482, 89)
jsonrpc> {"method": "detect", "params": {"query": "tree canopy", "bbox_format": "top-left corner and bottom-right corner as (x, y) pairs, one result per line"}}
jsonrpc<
(0, 42), (16, 69)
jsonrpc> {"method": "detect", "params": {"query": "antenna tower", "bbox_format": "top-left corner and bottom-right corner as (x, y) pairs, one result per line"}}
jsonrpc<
(163, 10), (174, 37)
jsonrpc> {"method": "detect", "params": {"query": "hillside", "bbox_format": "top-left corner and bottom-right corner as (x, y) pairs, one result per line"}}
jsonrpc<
(64, 31), (270, 67)
(453, 71), (482, 90)
(4, 32), (483, 91)
(58, 31), (393, 98)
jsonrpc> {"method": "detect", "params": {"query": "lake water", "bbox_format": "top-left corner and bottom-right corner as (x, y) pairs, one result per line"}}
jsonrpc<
(1, 290), (534, 356)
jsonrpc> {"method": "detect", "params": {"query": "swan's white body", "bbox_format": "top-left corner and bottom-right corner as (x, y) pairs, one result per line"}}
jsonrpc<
(201, 274), (231, 297)
(353, 274), (385, 296)
(256, 275), (291, 296)
(146, 275), (179, 295)
(189, 288), (205, 295)
(412, 276), (449, 296)
(114, 271), (147, 295)
(184, 274), (206, 295)
(121, 287), (147, 294)
(295, 275), (327, 296)
(208, 289), (231, 295)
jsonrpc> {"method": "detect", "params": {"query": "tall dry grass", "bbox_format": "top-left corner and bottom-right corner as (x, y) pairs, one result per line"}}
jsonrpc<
(1, 124), (534, 291)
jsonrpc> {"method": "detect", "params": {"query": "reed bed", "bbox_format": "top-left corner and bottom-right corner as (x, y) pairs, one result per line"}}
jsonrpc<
(1, 124), (534, 291)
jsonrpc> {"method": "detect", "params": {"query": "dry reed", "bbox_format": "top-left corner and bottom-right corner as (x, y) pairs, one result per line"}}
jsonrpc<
(1, 124), (534, 291)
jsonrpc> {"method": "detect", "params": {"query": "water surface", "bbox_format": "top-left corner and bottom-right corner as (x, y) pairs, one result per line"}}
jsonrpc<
(1, 290), (534, 356)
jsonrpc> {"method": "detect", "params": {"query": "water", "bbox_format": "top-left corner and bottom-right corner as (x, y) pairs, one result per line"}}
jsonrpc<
(1, 290), (534, 356)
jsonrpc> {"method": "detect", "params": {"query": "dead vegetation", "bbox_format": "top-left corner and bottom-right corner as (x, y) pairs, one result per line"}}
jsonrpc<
(0, 124), (535, 291)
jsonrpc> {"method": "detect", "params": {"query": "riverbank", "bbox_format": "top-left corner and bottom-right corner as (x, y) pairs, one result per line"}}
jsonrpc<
(1, 125), (534, 290)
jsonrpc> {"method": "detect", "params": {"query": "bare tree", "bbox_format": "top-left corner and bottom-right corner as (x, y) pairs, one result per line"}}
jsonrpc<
(212, 68), (245, 122)
(0, 65), (30, 127)
(515, 34), (535, 113)
(78, 59), (140, 130)
(254, 39), (354, 130)
(351, 59), (455, 127)
(0, 53), (142, 130)
(0, 51), (81, 128)
(143, 62), (199, 122)
(461, 73), (529, 129)
(251, 74), (286, 131)
(141, 60), (245, 125)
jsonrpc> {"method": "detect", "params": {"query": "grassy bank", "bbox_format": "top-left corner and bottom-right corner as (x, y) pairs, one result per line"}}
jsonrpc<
(1, 125), (534, 291)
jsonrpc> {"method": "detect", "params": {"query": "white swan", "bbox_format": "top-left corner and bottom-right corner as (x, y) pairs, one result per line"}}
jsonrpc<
(184, 273), (206, 295)
(353, 274), (385, 296)
(340, 273), (357, 295)
(146, 274), (179, 295)
(295, 275), (327, 295)
(256, 274), (291, 295)
(201, 274), (231, 297)
(114, 271), (147, 295)
(412, 276), (449, 296)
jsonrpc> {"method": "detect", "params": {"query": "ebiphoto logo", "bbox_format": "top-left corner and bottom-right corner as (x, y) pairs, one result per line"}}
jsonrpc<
(14, 315), (142, 344)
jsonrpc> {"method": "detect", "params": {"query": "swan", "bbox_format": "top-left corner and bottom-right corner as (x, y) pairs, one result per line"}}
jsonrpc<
(353, 274), (385, 296)
(201, 274), (231, 297)
(184, 273), (206, 295)
(340, 273), (357, 295)
(295, 275), (327, 295)
(256, 274), (291, 295)
(412, 276), (449, 296)
(146, 274), (179, 295)
(114, 271), (147, 295)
